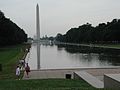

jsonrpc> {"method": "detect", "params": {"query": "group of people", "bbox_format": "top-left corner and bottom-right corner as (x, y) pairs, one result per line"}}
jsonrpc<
(16, 59), (30, 80)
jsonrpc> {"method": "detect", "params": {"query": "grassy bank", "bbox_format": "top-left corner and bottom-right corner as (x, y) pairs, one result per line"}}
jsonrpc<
(92, 44), (120, 48)
(0, 44), (28, 79)
(0, 79), (107, 90)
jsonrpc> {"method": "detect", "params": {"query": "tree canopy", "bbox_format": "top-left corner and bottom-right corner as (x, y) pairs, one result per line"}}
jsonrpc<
(0, 11), (27, 46)
(56, 19), (120, 44)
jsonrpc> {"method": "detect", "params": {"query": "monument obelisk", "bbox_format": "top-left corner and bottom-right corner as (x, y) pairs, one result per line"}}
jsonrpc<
(36, 4), (40, 69)
(36, 4), (40, 40)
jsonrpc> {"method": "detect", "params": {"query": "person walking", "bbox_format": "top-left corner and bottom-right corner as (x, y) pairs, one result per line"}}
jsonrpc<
(25, 63), (30, 78)
(16, 65), (20, 80)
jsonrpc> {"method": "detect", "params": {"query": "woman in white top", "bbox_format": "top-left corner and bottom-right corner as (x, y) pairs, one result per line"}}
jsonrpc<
(16, 65), (20, 80)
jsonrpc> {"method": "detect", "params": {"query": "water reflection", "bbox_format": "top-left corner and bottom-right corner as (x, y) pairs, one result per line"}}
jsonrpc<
(57, 44), (120, 67)
(98, 53), (120, 66)
(37, 42), (40, 69)
(28, 44), (120, 70)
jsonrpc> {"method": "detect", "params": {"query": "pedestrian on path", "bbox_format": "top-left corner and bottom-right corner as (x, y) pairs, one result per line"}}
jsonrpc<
(16, 65), (20, 80)
(25, 63), (30, 78)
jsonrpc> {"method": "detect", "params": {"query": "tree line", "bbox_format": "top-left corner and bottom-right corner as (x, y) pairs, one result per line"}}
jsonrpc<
(0, 11), (27, 46)
(56, 19), (120, 44)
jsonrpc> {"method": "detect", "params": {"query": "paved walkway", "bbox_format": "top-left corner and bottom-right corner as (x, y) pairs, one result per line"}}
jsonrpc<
(85, 68), (120, 81)
(74, 71), (104, 88)
(23, 68), (120, 80)
(23, 68), (120, 88)
(23, 69), (74, 80)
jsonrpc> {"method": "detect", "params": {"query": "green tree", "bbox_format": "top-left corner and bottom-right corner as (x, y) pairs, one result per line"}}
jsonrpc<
(0, 11), (27, 46)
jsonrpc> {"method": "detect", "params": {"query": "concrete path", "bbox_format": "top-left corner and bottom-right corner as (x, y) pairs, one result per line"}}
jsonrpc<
(23, 68), (120, 80)
(104, 74), (120, 89)
(23, 70), (74, 80)
(74, 71), (104, 88)
(22, 68), (120, 88)
(85, 68), (120, 81)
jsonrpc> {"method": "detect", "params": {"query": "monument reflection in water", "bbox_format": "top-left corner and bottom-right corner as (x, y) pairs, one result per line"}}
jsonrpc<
(37, 43), (40, 69)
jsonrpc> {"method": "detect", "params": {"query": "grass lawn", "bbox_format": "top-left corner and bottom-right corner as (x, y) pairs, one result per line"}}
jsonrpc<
(0, 45), (27, 79)
(0, 79), (107, 90)
(103, 44), (120, 48)
(93, 44), (120, 48)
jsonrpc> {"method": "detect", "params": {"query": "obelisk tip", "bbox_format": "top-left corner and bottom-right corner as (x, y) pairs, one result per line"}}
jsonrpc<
(37, 3), (39, 6)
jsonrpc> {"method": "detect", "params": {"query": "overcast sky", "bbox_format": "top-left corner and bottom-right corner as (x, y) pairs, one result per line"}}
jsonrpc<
(0, 0), (120, 37)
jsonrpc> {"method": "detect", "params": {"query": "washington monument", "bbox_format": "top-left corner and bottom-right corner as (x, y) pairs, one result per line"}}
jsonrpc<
(36, 4), (40, 69)
(36, 4), (40, 41)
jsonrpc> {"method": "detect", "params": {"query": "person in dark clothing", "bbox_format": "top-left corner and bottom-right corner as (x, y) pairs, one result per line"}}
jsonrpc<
(25, 63), (30, 78)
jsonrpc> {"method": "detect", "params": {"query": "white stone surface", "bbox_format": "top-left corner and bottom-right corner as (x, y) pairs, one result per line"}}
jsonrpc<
(23, 70), (73, 80)
(105, 74), (120, 82)
(104, 74), (120, 89)
(74, 71), (104, 88)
